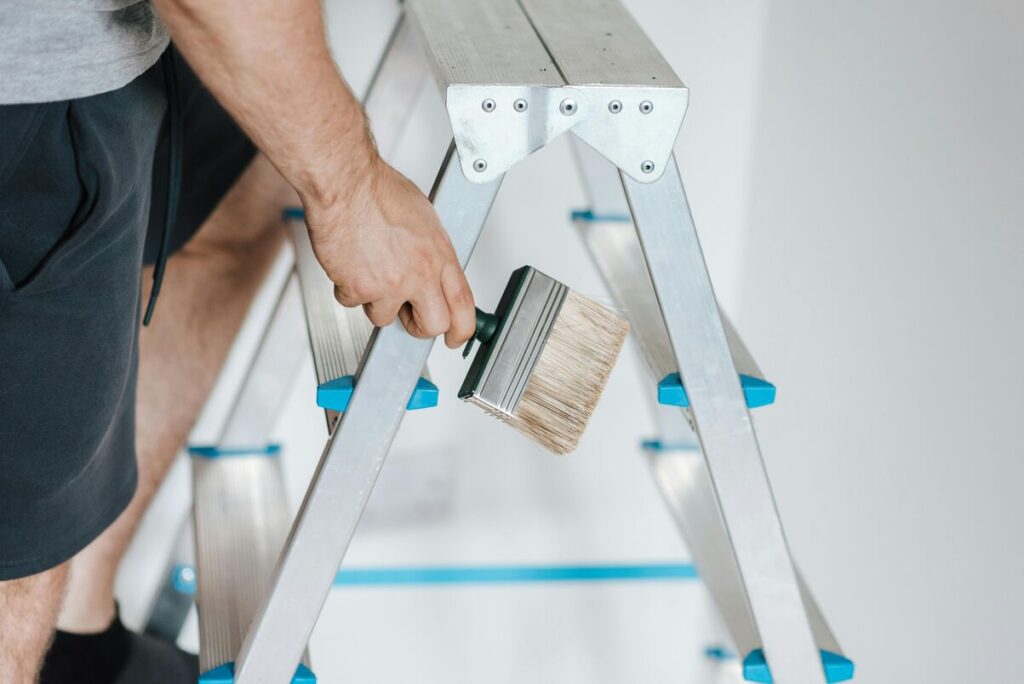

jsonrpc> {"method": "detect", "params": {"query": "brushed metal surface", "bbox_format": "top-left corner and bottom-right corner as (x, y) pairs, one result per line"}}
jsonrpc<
(408, 0), (563, 88)
(193, 455), (291, 673)
(624, 157), (826, 684)
(469, 267), (568, 416)
(520, 0), (683, 87)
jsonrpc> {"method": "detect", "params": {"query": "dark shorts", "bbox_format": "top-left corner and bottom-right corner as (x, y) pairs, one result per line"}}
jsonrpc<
(0, 48), (256, 580)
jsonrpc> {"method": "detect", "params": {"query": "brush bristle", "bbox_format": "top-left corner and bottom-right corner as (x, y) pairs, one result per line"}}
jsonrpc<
(470, 291), (629, 454)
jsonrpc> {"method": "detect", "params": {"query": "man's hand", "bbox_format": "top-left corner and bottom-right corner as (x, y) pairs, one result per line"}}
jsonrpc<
(303, 153), (475, 348)
(152, 0), (476, 347)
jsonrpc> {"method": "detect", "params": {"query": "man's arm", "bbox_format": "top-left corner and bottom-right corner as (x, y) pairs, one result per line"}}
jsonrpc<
(152, 0), (476, 348)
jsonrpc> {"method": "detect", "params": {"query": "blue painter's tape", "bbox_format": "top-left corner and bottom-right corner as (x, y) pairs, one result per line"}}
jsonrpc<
(199, 663), (316, 683)
(641, 439), (699, 453)
(743, 649), (854, 683)
(657, 373), (776, 409)
(316, 376), (438, 412)
(570, 208), (633, 224)
(704, 646), (735, 661)
(282, 206), (305, 221)
(332, 563), (698, 587)
(171, 563), (196, 595)
(171, 563), (698, 596)
(188, 444), (281, 458)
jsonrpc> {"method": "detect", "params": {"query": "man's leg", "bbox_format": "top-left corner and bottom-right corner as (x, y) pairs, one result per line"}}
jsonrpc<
(0, 565), (69, 683)
(56, 154), (293, 633)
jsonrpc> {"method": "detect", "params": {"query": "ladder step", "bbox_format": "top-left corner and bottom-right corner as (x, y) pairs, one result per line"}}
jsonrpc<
(286, 208), (373, 390)
(657, 372), (776, 409)
(284, 208), (435, 422)
(191, 445), (294, 676)
(743, 649), (854, 684)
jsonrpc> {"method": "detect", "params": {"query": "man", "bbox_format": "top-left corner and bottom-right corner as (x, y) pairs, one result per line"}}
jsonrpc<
(0, 1), (476, 682)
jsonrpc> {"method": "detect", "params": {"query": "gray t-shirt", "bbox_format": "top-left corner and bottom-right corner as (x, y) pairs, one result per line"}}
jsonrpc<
(0, 0), (169, 105)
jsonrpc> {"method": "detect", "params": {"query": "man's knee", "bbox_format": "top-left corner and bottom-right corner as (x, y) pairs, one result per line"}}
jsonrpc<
(0, 562), (69, 680)
(182, 154), (293, 261)
(1, 562), (70, 625)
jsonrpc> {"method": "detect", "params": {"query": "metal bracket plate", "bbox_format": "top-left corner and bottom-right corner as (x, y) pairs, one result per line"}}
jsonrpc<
(569, 85), (688, 183)
(447, 84), (687, 184)
(446, 84), (583, 183)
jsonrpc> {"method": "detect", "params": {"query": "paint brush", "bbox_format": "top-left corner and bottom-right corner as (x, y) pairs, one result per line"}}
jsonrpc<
(459, 266), (629, 454)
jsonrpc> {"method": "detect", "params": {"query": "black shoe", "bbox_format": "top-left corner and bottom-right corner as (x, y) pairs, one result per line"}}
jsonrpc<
(39, 608), (198, 684)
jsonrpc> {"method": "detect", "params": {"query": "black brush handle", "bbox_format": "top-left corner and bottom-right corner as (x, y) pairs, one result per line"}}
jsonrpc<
(475, 308), (500, 344)
(463, 308), (501, 358)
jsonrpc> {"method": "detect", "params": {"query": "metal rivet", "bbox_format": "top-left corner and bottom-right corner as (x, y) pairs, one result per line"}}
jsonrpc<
(514, 98), (528, 112)
(473, 159), (488, 172)
(641, 160), (655, 174)
(559, 98), (577, 115)
(639, 100), (654, 114)
(608, 100), (623, 113)
(481, 99), (496, 112)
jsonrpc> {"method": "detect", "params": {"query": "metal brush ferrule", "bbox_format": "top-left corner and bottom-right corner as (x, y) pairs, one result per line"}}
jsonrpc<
(459, 267), (568, 416)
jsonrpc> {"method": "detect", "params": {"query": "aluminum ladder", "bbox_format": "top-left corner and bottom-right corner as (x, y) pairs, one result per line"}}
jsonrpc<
(142, 1), (853, 682)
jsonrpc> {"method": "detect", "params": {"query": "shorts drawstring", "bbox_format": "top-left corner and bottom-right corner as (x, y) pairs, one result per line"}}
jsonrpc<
(143, 46), (183, 326)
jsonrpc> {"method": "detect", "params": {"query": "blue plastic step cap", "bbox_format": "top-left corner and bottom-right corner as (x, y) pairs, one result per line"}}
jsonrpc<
(743, 649), (854, 683)
(171, 563), (196, 595)
(317, 376), (438, 412)
(199, 663), (316, 683)
(658, 373), (776, 409)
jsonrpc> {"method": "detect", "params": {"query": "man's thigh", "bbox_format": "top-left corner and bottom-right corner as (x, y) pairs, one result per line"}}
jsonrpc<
(0, 64), (165, 581)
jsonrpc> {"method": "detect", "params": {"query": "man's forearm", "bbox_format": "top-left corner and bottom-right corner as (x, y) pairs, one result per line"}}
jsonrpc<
(153, 0), (374, 205)
(154, 0), (479, 347)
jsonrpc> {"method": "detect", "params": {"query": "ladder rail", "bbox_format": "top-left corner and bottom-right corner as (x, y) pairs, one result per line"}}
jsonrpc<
(192, 271), (309, 675)
(158, 9), (435, 671)
(234, 145), (503, 684)
(571, 136), (845, 666)
(623, 156), (826, 684)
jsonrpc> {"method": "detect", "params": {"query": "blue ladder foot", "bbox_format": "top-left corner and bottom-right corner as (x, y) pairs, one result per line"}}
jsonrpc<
(199, 663), (316, 683)
(743, 648), (854, 683)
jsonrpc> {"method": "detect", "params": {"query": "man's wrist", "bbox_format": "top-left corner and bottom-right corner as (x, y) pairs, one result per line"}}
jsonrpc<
(293, 115), (380, 214)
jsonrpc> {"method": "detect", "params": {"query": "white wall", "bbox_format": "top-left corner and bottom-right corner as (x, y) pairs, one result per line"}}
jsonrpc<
(118, 2), (1024, 683)
(735, 2), (1024, 683)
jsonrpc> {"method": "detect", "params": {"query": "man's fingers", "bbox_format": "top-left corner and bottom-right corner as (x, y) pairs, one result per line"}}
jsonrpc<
(400, 287), (450, 338)
(334, 284), (361, 308)
(362, 298), (403, 328)
(440, 261), (475, 349)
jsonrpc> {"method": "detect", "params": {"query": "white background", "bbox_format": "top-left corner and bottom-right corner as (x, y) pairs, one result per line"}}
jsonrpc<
(118, 2), (1024, 683)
